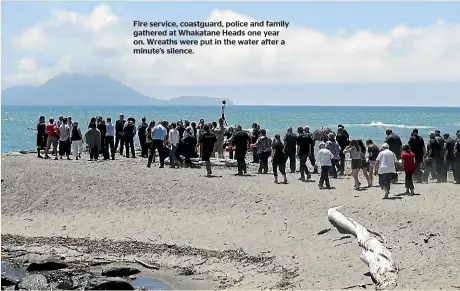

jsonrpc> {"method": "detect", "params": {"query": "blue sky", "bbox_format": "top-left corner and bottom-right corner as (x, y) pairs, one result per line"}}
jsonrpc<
(2, 1), (460, 106)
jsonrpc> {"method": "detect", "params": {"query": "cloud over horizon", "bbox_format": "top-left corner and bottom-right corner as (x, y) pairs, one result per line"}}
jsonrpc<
(4, 4), (460, 93)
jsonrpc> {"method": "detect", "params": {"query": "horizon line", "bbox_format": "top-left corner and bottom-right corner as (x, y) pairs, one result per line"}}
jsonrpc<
(2, 104), (460, 108)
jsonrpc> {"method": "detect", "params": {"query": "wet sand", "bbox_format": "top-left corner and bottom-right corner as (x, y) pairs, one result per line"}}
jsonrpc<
(2, 152), (460, 289)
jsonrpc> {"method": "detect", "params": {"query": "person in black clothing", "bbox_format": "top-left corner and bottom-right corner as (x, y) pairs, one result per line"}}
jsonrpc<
(251, 123), (261, 163)
(454, 130), (460, 184)
(385, 129), (402, 183)
(434, 130), (446, 179)
(115, 114), (126, 155)
(191, 122), (198, 158)
(96, 117), (107, 159)
(304, 126), (318, 174)
(231, 125), (251, 175)
(283, 127), (297, 173)
(443, 133), (455, 183)
(36, 116), (47, 158)
(88, 117), (96, 128)
(297, 127), (312, 181)
(423, 132), (442, 183)
(408, 128), (426, 183)
(272, 134), (288, 184)
(198, 124), (217, 176)
(337, 124), (350, 140)
(336, 127), (349, 175)
(175, 121), (185, 165)
(124, 118), (136, 158)
(138, 117), (148, 158)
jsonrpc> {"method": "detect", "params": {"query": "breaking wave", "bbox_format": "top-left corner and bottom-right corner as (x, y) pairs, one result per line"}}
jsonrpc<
(344, 121), (435, 129)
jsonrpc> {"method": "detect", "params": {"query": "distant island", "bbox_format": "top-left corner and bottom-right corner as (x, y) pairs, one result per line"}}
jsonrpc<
(1, 73), (233, 106)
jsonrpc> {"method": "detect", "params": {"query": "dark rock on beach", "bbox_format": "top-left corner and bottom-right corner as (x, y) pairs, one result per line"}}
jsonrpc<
(25, 255), (68, 272)
(18, 274), (49, 290)
(1, 261), (27, 286)
(101, 266), (141, 277)
(87, 276), (135, 290)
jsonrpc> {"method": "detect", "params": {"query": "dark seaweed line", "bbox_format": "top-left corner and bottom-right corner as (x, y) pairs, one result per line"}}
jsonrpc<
(1, 234), (274, 266)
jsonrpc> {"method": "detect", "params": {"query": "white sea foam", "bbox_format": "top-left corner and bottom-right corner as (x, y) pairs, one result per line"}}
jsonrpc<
(344, 121), (434, 129)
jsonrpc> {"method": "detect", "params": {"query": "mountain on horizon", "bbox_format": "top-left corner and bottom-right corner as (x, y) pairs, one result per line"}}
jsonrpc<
(1, 73), (233, 106)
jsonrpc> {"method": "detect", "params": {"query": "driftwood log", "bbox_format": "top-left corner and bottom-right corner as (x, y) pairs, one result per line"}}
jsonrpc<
(327, 207), (398, 290)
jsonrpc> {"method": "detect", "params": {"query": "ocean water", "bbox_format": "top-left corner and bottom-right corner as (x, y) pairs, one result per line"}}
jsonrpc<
(1, 105), (459, 153)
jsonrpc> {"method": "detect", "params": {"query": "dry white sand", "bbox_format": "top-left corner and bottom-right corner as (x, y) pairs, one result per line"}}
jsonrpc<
(2, 152), (460, 289)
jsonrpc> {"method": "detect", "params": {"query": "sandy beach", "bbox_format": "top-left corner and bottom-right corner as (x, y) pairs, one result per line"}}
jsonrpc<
(2, 152), (460, 290)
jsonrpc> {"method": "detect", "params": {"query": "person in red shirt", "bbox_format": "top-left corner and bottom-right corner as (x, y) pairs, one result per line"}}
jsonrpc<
(401, 144), (416, 195)
(44, 118), (59, 160)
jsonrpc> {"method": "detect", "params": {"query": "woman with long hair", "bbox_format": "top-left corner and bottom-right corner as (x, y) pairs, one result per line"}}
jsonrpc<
(357, 139), (372, 187)
(343, 139), (362, 190)
(271, 134), (288, 184)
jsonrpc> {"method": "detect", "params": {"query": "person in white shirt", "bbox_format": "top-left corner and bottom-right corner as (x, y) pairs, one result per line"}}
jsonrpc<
(374, 143), (397, 198)
(105, 117), (116, 160)
(168, 123), (180, 168)
(315, 142), (335, 189)
(59, 117), (71, 160)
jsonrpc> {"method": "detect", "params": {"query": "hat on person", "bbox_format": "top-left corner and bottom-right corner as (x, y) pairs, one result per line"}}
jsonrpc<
(381, 143), (390, 150)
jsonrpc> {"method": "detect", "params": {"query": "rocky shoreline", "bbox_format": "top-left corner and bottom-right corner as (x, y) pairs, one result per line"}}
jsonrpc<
(1, 234), (296, 290)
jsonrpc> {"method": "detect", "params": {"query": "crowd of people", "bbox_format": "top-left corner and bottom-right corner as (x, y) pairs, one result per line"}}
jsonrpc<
(35, 114), (460, 198)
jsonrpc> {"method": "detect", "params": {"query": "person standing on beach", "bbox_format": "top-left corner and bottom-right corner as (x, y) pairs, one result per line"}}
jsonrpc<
(344, 140), (363, 190)
(251, 123), (261, 163)
(272, 134), (288, 184)
(198, 124), (217, 177)
(408, 129), (426, 183)
(296, 127), (312, 181)
(385, 129), (402, 183)
(138, 117), (148, 158)
(434, 130), (446, 180)
(454, 130), (460, 184)
(358, 139), (372, 187)
(85, 123), (101, 161)
(315, 142), (334, 189)
(36, 116), (47, 159)
(212, 118), (226, 159)
(424, 132), (442, 183)
(283, 127), (297, 173)
(443, 133), (455, 183)
(326, 133), (341, 179)
(401, 144), (416, 195)
(304, 126), (318, 174)
(254, 129), (272, 174)
(231, 125), (251, 175)
(115, 114), (126, 155)
(365, 139), (380, 187)
(70, 122), (83, 160)
(123, 118), (137, 158)
(96, 117), (107, 159)
(148, 121), (167, 168)
(44, 118), (58, 160)
(168, 122), (180, 168)
(58, 118), (72, 160)
(145, 121), (154, 160)
(336, 127), (349, 175)
(105, 118), (116, 160)
(374, 143), (397, 199)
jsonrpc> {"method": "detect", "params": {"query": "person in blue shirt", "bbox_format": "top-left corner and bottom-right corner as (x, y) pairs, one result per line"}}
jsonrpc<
(147, 121), (167, 168)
